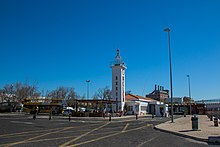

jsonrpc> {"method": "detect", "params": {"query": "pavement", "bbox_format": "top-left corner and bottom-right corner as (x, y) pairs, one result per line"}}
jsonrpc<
(154, 115), (220, 144)
(2, 112), (220, 144)
(0, 112), (154, 122)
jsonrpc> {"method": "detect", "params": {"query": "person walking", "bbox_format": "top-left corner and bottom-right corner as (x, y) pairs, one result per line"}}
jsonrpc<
(33, 107), (37, 120)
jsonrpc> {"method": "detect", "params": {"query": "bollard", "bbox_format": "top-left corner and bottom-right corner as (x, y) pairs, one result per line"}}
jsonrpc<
(191, 115), (198, 131)
(214, 118), (218, 127)
(184, 112), (186, 117)
(210, 114), (213, 121)
(152, 113), (154, 118)
(49, 114), (51, 120)
(109, 114), (111, 121)
(69, 114), (71, 122)
(136, 113), (138, 120)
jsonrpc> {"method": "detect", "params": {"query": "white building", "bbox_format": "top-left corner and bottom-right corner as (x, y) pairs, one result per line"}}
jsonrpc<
(110, 49), (126, 112)
(125, 94), (168, 117)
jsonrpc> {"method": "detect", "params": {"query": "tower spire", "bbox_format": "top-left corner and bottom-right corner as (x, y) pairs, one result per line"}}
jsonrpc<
(112, 48), (125, 67)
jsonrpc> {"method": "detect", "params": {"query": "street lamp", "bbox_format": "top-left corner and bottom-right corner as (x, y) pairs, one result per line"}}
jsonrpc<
(164, 28), (174, 123)
(187, 75), (192, 115)
(86, 80), (90, 99)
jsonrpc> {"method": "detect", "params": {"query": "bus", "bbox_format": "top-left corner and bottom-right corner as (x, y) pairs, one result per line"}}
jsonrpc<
(22, 98), (63, 115)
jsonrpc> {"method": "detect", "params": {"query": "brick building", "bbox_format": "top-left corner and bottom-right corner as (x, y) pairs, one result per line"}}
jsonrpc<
(146, 84), (169, 102)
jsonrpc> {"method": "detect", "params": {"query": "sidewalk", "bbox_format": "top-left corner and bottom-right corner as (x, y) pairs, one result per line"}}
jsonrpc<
(0, 112), (152, 121)
(36, 114), (153, 121)
(154, 115), (220, 144)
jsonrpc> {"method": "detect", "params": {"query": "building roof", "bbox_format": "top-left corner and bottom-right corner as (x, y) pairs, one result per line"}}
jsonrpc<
(125, 94), (157, 102)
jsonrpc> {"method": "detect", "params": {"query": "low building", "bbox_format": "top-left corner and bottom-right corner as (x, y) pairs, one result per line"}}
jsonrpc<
(196, 99), (220, 111)
(125, 94), (168, 117)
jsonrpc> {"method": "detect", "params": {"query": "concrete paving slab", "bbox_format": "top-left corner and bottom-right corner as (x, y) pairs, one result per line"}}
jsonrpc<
(154, 115), (220, 144)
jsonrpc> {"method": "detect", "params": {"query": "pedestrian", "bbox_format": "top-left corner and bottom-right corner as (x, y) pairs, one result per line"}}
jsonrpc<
(33, 107), (37, 120)
(103, 108), (106, 119)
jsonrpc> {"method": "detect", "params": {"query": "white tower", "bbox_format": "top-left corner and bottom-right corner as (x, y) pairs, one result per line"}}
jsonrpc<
(110, 49), (126, 112)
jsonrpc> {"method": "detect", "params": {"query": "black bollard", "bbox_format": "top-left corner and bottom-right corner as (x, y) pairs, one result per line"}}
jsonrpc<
(109, 114), (111, 121)
(210, 114), (213, 121)
(152, 113), (154, 118)
(214, 118), (219, 127)
(69, 114), (71, 122)
(136, 113), (138, 120)
(49, 114), (51, 120)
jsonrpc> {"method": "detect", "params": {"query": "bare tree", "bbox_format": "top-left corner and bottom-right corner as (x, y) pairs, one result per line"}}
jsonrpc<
(47, 87), (68, 99)
(93, 86), (111, 100)
(0, 81), (41, 102)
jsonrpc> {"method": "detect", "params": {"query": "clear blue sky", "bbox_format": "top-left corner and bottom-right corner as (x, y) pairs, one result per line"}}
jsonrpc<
(0, 0), (220, 100)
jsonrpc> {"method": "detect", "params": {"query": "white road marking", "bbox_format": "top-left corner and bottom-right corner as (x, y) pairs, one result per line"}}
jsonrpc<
(122, 123), (129, 132)
(10, 121), (34, 125)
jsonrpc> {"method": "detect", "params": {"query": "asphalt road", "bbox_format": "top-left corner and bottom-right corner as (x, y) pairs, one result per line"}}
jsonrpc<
(0, 114), (214, 147)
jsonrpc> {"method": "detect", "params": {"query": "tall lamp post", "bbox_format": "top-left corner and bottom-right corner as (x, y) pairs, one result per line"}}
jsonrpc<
(187, 75), (192, 115)
(86, 80), (90, 99)
(164, 28), (174, 123)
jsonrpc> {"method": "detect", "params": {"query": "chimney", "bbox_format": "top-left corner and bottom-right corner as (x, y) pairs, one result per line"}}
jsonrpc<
(155, 84), (157, 91)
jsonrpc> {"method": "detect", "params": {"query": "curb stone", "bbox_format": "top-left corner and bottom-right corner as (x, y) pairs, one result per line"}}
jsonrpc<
(154, 126), (208, 143)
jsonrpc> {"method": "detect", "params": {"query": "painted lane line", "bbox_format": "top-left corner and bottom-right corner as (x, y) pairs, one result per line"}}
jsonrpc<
(3, 127), (74, 147)
(0, 127), (62, 138)
(10, 121), (34, 125)
(136, 136), (158, 147)
(0, 136), (78, 147)
(60, 122), (110, 147)
(0, 123), (100, 138)
(122, 123), (129, 132)
(67, 125), (147, 147)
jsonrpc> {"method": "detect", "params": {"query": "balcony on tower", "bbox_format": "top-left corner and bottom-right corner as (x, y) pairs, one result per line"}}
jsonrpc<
(110, 49), (127, 68)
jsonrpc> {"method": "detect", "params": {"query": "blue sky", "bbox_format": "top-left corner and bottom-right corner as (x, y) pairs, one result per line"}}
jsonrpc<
(0, 0), (220, 100)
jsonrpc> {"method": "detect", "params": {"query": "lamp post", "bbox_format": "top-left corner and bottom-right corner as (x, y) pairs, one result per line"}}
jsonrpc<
(86, 80), (90, 99)
(187, 75), (192, 115)
(164, 28), (174, 123)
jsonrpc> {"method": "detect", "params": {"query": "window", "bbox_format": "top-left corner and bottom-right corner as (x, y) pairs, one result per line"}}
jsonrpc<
(128, 106), (133, 111)
(116, 82), (118, 85)
(116, 87), (118, 90)
(116, 92), (118, 96)
(116, 76), (118, 80)
(141, 106), (147, 111)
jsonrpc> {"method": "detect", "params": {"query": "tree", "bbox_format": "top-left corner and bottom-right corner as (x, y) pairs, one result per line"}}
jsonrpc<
(47, 87), (68, 99)
(93, 86), (111, 100)
(0, 81), (41, 102)
(66, 88), (77, 107)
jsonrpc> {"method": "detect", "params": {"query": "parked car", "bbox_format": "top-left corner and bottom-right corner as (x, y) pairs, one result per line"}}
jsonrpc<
(62, 109), (73, 116)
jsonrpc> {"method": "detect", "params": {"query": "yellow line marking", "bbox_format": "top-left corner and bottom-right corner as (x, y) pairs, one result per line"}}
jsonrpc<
(122, 123), (129, 132)
(0, 130), (120, 147)
(146, 124), (153, 127)
(60, 122), (110, 147)
(0, 127), (61, 138)
(0, 123), (100, 138)
(136, 136), (158, 147)
(3, 127), (74, 147)
(0, 123), (102, 146)
(0, 136), (77, 146)
(67, 125), (147, 147)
